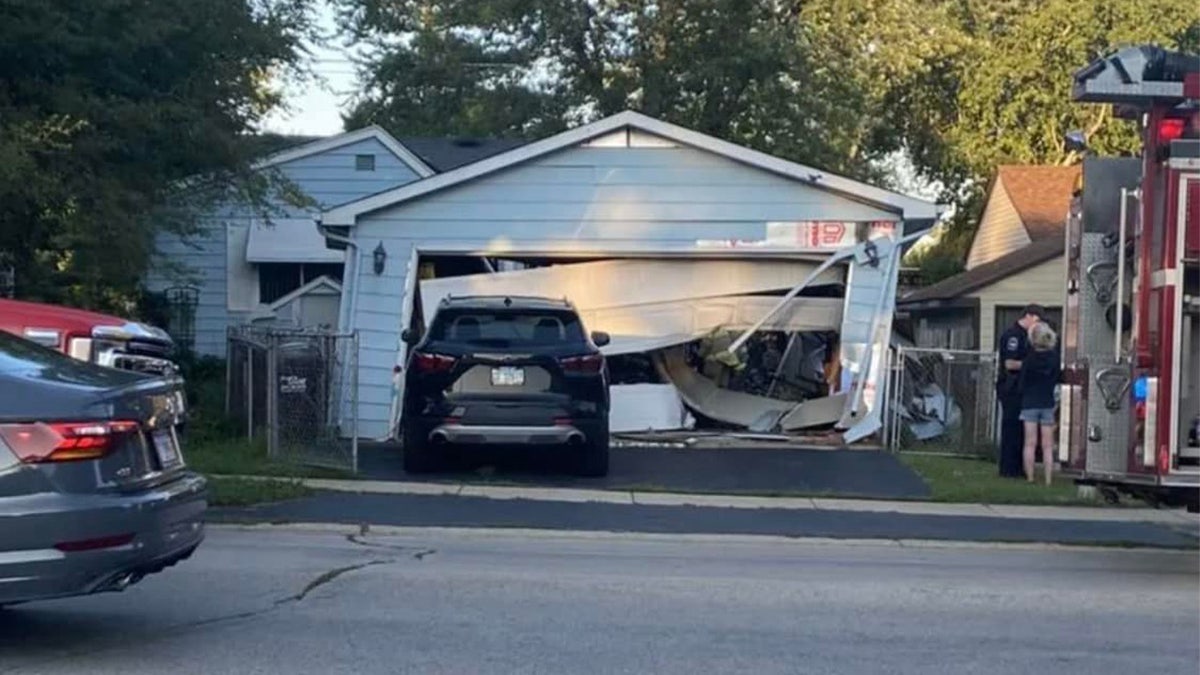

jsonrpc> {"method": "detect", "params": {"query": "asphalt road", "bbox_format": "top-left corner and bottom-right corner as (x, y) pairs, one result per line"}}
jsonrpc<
(2, 526), (1197, 675)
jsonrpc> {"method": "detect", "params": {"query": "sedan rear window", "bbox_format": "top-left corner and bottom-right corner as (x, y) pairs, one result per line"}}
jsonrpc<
(428, 310), (586, 347)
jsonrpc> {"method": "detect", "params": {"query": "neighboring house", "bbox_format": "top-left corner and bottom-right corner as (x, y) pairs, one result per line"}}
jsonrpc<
(318, 110), (941, 439)
(899, 165), (1081, 351)
(147, 127), (519, 356)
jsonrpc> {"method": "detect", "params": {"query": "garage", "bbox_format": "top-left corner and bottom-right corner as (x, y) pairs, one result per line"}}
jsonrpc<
(318, 111), (941, 444)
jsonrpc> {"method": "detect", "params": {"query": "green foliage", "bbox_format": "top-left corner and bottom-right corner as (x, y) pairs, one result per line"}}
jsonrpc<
(206, 476), (313, 507)
(0, 0), (318, 313)
(916, 251), (966, 286)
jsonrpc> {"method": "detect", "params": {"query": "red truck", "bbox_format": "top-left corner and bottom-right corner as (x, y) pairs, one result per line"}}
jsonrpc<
(1061, 45), (1199, 511)
(0, 297), (177, 375)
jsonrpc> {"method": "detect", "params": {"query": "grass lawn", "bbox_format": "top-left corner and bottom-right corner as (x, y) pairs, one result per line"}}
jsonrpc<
(901, 454), (1105, 506)
(206, 476), (312, 507)
(185, 435), (349, 506)
(184, 435), (352, 480)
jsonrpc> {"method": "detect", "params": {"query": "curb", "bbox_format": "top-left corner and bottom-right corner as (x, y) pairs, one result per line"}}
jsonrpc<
(209, 474), (1200, 527)
(208, 522), (1200, 553)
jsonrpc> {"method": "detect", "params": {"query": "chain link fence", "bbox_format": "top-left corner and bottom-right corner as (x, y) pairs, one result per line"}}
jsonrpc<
(886, 347), (998, 457)
(227, 326), (359, 472)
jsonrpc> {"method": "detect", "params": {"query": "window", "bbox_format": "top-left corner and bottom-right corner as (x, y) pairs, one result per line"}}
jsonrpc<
(258, 263), (344, 304)
(355, 154), (376, 171)
(429, 310), (586, 347)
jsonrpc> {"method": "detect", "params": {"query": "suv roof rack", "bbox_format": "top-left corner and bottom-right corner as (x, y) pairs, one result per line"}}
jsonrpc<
(440, 294), (575, 309)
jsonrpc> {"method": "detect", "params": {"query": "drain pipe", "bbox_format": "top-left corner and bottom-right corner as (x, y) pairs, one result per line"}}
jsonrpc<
(317, 222), (361, 336)
(317, 221), (361, 434)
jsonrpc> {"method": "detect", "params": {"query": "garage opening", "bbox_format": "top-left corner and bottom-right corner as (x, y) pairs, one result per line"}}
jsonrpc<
(394, 243), (900, 447)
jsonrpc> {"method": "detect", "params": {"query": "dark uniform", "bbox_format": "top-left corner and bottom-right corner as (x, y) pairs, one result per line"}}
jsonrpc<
(996, 322), (1029, 478)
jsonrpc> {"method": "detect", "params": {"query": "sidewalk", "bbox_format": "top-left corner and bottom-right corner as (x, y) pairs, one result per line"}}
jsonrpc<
(219, 475), (1200, 526)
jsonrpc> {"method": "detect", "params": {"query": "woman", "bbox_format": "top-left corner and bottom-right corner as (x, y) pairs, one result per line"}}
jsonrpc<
(1019, 322), (1061, 485)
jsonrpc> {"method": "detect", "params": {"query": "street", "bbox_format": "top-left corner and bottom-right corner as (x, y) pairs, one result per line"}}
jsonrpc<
(2, 526), (1197, 675)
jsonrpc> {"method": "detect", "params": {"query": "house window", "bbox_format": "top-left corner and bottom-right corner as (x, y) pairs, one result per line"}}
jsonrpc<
(258, 263), (344, 304)
(355, 154), (376, 171)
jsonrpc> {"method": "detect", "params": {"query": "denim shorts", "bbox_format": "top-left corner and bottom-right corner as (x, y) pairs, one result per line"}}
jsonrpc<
(1020, 407), (1056, 424)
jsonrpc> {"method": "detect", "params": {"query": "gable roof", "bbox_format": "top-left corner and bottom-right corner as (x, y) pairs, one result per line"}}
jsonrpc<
(252, 125), (435, 178)
(267, 275), (343, 311)
(995, 165), (1081, 240)
(900, 237), (1064, 306)
(399, 137), (529, 172)
(321, 111), (943, 227)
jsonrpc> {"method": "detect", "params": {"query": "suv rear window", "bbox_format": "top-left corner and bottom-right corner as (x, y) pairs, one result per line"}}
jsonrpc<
(428, 309), (586, 347)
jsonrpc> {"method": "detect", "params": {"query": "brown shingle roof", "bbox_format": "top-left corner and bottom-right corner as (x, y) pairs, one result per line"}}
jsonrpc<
(996, 165), (1081, 240)
(900, 237), (1064, 305)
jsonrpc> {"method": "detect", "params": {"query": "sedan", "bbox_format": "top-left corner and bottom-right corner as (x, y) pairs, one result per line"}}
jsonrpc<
(0, 330), (206, 607)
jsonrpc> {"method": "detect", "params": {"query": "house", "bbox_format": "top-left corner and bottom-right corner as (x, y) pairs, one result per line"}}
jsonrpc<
(899, 165), (1081, 351)
(146, 127), (519, 355)
(318, 110), (942, 440)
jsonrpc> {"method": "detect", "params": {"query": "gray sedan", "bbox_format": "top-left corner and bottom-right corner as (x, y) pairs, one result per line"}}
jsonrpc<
(0, 330), (206, 606)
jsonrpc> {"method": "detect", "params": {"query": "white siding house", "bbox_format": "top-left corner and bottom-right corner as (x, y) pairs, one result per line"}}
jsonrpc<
(320, 111), (941, 439)
(147, 127), (433, 356)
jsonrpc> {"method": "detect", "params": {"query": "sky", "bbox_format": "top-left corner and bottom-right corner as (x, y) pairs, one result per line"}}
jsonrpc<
(262, 3), (355, 137)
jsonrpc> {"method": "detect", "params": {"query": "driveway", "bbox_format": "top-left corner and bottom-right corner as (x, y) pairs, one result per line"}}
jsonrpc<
(357, 443), (933, 500)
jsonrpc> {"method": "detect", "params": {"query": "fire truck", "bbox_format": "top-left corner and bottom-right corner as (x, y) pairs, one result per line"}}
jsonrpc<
(1061, 45), (1200, 511)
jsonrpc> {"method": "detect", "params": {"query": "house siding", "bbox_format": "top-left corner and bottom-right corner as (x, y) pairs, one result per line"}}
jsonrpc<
(973, 255), (1066, 351)
(965, 182), (1030, 270)
(347, 143), (902, 438)
(147, 135), (422, 356)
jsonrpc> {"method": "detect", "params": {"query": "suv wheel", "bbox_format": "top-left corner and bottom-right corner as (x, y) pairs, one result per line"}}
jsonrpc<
(402, 426), (439, 474)
(576, 434), (610, 478)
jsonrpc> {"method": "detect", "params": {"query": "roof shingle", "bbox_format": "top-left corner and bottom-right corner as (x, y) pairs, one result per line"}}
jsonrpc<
(996, 165), (1081, 240)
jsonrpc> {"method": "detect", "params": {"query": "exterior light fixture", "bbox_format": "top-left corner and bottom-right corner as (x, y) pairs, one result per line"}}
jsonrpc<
(373, 242), (387, 275)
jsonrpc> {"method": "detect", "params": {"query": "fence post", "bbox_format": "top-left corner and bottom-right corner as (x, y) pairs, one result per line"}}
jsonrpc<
(266, 333), (278, 459)
(351, 332), (359, 473)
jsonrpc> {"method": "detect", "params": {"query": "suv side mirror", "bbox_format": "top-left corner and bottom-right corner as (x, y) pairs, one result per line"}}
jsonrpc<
(591, 331), (611, 348)
(401, 328), (421, 345)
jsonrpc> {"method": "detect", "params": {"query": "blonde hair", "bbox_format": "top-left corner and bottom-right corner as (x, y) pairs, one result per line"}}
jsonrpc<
(1030, 322), (1057, 351)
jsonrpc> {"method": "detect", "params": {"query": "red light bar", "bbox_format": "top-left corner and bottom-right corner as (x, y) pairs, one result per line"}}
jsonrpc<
(1158, 118), (1186, 143)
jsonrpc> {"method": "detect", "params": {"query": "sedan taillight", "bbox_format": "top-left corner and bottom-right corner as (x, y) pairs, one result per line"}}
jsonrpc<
(413, 352), (458, 374)
(0, 421), (139, 463)
(559, 353), (604, 374)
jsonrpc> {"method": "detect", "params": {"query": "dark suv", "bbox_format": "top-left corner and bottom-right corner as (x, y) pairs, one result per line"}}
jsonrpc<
(400, 296), (611, 476)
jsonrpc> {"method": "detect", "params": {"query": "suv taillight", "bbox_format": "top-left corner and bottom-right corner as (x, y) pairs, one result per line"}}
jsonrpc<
(559, 353), (604, 374)
(0, 421), (139, 463)
(413, 352), (458, 374)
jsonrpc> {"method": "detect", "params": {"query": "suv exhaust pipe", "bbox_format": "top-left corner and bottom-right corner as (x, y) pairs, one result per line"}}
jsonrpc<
(566, 432), (586, 446)
(429, 431), (449, 446)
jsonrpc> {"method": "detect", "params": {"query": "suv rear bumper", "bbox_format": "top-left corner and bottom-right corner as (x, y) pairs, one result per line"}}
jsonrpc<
(430, 423), (587, 446)
(0, 472), (207, 606)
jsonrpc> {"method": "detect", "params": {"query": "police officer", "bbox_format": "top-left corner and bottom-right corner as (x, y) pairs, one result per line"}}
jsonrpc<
(996, 304), (1045, 478)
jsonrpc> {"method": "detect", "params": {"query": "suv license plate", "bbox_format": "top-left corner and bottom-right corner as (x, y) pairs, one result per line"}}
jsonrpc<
(152, 429), (183, 469)
(491, 366), (525, 386)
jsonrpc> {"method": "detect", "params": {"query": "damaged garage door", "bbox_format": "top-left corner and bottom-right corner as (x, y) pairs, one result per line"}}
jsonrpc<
(412, 238), (904, 443)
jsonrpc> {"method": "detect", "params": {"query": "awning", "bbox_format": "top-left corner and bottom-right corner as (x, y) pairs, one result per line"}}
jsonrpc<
(246, 218), (344, 264)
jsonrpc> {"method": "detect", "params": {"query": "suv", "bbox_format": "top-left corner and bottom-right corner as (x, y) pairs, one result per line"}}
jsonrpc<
(400, 295), (611, 476)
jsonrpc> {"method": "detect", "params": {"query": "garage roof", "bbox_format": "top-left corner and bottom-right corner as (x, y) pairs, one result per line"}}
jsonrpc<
(900, 237), (1064, 306)
(320, 111), (943, 227)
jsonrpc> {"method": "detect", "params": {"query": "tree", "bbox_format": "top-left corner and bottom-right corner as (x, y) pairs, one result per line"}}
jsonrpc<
(0, 0), (317, 311)
(336, 0), (904, 181)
